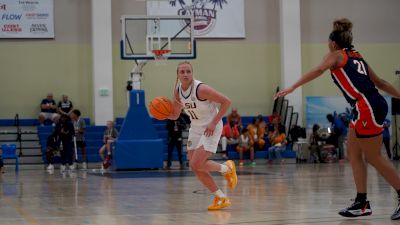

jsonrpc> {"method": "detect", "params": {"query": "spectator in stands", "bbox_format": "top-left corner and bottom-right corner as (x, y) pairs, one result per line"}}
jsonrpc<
(326, 114), (347, 161)
(309, 124), (325, 163)
(267, 114), (278, 131)
(269, 111), (281, 123)
(58, 95), (74, 117)
(166, 112), (189, 169)
(227, 108), (242, 128)
(268, 124), (287, 164)
(70, 109), (87, 169)
(236, 127), (255, 166)
(382, 119), (392, 159)
(99, 121), (119, 168)
(257, 114), (267, 133)
(38, 93), (58, 126)
(46, 133), (60, 172)
(220, 121), (240, 159)
(247, 116), (266, 150)
(55, 114), (75, 172)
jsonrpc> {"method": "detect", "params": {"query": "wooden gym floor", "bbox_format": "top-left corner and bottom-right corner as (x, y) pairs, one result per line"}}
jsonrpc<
(0, 161), (400, 225)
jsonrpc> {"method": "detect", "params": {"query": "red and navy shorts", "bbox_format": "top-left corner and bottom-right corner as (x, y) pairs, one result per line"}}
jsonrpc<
(350, 93), (388, 138)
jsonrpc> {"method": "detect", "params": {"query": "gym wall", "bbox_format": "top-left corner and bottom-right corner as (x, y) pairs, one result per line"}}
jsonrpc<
(0, 0), (399, 121)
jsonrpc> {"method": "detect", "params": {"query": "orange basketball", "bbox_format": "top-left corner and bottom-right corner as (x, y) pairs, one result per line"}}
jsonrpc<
(149, 96), (173, 120)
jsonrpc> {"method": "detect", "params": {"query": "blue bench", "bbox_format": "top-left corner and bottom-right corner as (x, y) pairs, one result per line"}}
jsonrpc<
(226, 143), (270, 160)
(0, 118), (91, 127)
(222, 116), (269, 126)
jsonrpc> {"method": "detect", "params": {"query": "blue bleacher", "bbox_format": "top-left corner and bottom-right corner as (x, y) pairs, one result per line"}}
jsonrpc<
(222, 116), (269, 129)
(223, 115), (297, 160)
(116, 117), (178, 161)
(37, 118), (182, 164)
(35, 116), (295, 164)
(115, 117), (124, 126)
(0, 118), (91, 127)
(226, 141), (296, 160)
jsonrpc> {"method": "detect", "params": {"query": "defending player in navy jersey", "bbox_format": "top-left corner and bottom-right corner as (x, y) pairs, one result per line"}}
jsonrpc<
(275, 18), (400, 220)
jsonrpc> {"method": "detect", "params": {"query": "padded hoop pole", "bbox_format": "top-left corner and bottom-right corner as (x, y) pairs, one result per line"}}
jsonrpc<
(127, 61), (147, 107)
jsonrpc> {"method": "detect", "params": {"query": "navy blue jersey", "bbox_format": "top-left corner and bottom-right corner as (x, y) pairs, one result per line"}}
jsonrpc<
(330, 48), (379, 106)
(330, 48), (387, 137)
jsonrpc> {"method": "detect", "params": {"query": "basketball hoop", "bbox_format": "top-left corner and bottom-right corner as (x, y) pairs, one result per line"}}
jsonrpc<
(152, 49), (171, 65)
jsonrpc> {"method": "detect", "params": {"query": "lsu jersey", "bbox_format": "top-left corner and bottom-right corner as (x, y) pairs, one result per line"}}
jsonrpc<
(178, 80), (222, 131)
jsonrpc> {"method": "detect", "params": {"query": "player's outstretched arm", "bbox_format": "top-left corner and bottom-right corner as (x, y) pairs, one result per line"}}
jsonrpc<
(368, 66), (400, 99)
(274, 51), (341, 99)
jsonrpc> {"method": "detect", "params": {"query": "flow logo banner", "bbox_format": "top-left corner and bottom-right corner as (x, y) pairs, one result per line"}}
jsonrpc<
(0, 0), (54, 38)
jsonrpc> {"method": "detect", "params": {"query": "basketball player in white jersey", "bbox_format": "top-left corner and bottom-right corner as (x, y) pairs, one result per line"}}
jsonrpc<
(168, 61), (238, 210)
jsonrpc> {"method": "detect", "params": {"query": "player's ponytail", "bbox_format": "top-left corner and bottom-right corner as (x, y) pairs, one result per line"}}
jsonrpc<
(329, 18), (353, 49)
(173, 70), (182, 105)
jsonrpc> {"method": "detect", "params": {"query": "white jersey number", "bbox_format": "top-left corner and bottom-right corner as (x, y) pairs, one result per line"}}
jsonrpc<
(353, 60), (367, 75)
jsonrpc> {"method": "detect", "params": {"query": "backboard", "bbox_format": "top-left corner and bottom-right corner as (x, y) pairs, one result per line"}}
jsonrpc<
(120, 15), (196, 60)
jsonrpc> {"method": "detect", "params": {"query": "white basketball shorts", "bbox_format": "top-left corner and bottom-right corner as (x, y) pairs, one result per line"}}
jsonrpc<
(187, 122), (223, 153)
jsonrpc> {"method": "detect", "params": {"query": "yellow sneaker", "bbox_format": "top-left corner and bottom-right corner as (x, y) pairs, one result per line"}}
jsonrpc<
(223, 160), (237, 189)
(207, 196), (231, 210)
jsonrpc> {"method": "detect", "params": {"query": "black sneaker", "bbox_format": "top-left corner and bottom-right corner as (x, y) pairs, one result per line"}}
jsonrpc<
(391, 198), (400, 220)
(338, 200), (372, 217)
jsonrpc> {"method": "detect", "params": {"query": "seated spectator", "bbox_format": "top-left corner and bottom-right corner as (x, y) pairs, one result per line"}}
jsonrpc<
(326, 113), (347, 161)
(257, 114), (267, 133)
(46, 133), (60, 172)
(268, 124), (287, 164)
(58, 95), (74, 117)
(257, 114), (267, 125)
(236, 128), (255, 166)
(227, 108), (242, 128)
(55, 114), (75, 172)
(267, 115), (279, 132)
(71, 109), (87, 170)
(268, 111), (281, 124)
(309, 124), (325, 163)
(38, 93), (58, 126)
(247, 116), (266, 150)
(99, 121), (119, 169)
(220, 121), (240, 159)
(267, 116), (287, 141)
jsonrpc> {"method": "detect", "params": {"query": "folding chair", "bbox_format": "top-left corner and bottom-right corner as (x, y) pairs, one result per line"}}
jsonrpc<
(1, 144), (19, 171)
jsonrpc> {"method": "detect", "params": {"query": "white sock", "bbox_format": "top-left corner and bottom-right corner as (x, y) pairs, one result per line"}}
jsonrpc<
(219, 164), (229, 174)
(214, 189), (226, 198)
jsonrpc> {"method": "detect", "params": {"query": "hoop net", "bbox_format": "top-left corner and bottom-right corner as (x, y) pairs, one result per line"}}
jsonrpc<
(152, 49), (171, 65)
